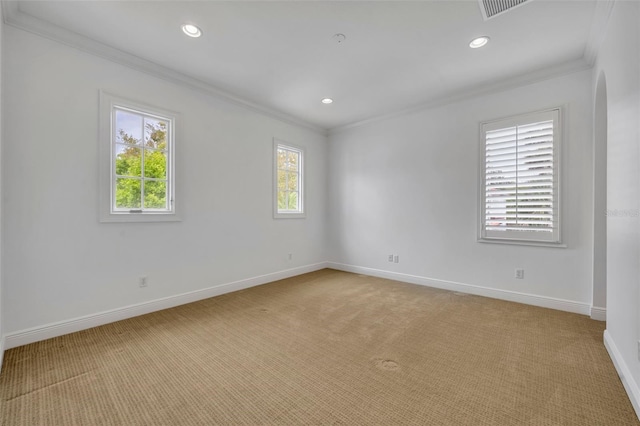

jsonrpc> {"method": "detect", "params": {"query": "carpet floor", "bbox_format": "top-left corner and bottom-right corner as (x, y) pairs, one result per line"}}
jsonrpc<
(0, 269), (637, 425)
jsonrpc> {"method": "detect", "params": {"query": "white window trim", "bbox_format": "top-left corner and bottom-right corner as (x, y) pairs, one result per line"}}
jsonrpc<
(478, 107), (564, 247)
(273, 138), (305, 219)
(99, 91), (181, 223)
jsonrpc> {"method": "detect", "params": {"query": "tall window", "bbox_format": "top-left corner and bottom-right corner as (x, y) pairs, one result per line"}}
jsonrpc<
(480, 108), (561, 245)
(100, 92), (178, 222)
(274, 140), (305, 218)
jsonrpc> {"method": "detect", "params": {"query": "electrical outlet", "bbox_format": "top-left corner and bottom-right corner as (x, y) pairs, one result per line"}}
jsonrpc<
(394, 255), (399, 263)
(139, 276), (148, 288)
(515, 269), (524, 279)
(388, 254), (394, 262)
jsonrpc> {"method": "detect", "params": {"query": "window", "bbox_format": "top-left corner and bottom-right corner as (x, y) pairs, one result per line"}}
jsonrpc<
(479, 108), (561, 245)
(274, 140), (305, 218)
(99, 92), (179, 222)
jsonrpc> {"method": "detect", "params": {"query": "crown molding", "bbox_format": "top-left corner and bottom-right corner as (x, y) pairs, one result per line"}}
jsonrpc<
(2, 1), (611, 137)
(583, 0), (616, 66)
(1, 1), (328, 136)
(329, 57), (592, 135)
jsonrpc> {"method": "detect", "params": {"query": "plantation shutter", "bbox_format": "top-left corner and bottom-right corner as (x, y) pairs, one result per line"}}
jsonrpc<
(481, 109), (560, 244)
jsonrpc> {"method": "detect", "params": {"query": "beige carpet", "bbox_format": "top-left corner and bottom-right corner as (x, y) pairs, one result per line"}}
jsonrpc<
(0, 269), (637, 425)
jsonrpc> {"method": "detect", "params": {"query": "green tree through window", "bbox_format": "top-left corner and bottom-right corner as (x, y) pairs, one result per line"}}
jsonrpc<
(114, 110), (170, 211)
(274, 141), (304, 218)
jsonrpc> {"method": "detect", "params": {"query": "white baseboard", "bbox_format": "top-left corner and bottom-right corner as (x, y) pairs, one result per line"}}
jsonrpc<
(328, 262), (591, 316)
(4, 262), (328, 349)
(591, 306), (607, 321)
(604, 330), (640, 421)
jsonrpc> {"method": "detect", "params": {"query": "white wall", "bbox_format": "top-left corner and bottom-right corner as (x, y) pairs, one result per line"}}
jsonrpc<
(2, 26), (327, 336)
(328, 69), (594, 311)
(596, 0), (640, 417)
(0, 2), (5, 369)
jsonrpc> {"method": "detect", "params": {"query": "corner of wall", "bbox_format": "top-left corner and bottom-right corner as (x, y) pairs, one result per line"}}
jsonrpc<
(0, 0), (6, 375)
(590, 306), (606, 321)
(604, 330), (640, 420)
(0, 337), (5, 373)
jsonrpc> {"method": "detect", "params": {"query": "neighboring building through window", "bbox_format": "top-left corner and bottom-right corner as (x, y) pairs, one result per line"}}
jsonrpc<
(274, 140), (305, 218)
(99, 92), (179, 222)
(479, 108), (561, 245)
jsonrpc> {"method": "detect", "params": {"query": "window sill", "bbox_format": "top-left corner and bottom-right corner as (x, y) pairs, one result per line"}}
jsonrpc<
(478, 238), (566, 248)
(274, 212), (306, 219)
(100, 212), (182, 223)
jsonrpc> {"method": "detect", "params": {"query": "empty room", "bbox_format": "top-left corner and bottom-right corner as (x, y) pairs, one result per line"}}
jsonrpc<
(0, 0), (639, 424)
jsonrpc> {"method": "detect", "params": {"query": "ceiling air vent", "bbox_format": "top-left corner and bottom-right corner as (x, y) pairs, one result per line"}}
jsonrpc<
(479, 0), (531, 20)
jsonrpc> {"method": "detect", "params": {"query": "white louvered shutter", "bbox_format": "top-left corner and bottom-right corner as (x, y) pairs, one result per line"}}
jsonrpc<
(481, 109), (560, 244)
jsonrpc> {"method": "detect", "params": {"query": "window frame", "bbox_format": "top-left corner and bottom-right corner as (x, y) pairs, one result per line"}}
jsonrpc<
(273, 139), (305, 219)
(478, 107), (563, 247)
(99, 91), (180, 223)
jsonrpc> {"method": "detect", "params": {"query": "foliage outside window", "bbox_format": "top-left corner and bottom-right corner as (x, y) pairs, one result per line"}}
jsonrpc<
(114, 108), (170, 210)
(99, 92), (178, 222)
(479, 108), (561, 245)
(274, 140), (305, 218)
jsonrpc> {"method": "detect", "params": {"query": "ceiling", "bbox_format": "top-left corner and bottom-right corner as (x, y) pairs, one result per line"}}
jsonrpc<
(5, 1), (603, 132)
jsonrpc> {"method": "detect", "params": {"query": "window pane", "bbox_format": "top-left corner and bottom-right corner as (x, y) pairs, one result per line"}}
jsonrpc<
(274, 142), (303, 216)
(289, 191), (299, 210)
(115, 178), (141, 209)
(287, 151), (299, 170)
(115, 145), (141, 177)
(278, 190), (288, 210)
(277, 169), (287, 192)
(144, 118), (168, 150)
(144, 149), (167, 179)
(287, 171), (299, 192)
(144, 180), (167, 209)
(277, 149), (287, 170)
(105, 94), (177, 221)
(115, 110), (142, 145)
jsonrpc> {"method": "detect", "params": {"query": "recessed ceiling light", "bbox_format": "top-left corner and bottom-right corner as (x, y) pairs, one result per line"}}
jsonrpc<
(182, 23), (202, 38)
(321, 98), (334, 104)
(469, 36), (490, 49)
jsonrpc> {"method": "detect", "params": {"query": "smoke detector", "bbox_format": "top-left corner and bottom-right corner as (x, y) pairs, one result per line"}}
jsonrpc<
(478, 0), (531, 20)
